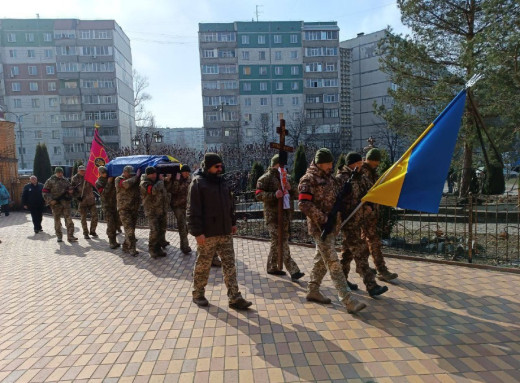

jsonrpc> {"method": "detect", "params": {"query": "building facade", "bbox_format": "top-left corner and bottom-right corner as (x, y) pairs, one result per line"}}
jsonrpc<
(198, 21), (343, 154)
(161, 127), (204, 153)
(0, 18), (134, 169)
(340, 30), (394, 153)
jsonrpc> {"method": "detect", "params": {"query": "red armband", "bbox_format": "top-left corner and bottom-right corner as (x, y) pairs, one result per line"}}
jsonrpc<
(98, 188), (104, 194)
(255, 189), (262, 195)
(147, 185), (153, 194)
(42, 188), (50, 193)
(118, 179), (124, 188)
(298, 193), (313, 201)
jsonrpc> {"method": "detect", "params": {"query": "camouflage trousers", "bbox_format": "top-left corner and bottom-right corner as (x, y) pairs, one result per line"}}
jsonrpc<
(173, 207), (190, 251)
(119, 209), (138, 250)
(361, 216), (388, 274)
(308, 232), (351, 301)
(103, 206), (119, 241)
(193, 235), (242, 303)
(341, 225), (377, 290)
(51, 201), (74, 239)
(147, 213), (167, 253)
(266, 213), (300, 274)
(79, 203), (98, 235)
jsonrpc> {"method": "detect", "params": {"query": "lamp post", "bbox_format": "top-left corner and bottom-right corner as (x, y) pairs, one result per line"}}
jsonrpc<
(1, 107), (30, 169)
(133, 131), (163, 154)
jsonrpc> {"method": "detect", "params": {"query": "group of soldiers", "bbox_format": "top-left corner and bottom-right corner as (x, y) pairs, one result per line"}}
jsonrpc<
(41, 164), (193, 258)
(39, 147), (396, 315)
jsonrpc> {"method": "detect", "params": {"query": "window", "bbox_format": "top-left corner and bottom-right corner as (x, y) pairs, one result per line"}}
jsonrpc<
(31, 98), (40, 108)
(258, 51), (266, 60)
(325, 47), (338, 56)
(25, 33), (35, 42)
(80, 30), (91, 39)
(13, 99), (22, 108)
(208, 129), (220, 137)
(244, 98), (251, 106)
(221, 81), (237, 89)
(202, 81), (218, 90)
(291, 81), (299, 90)
(258, 35), (265, 44)
(260, 82), (267, 91)
(202, 65), (218, 74)
(241, 35), (249, 44)
(324, 109), (339, 118)
(49, 98), (58, 107)
(219, 64), (236, 74)
(291, 66), (299, 75)
(290, 34), (298, 43)
(18, 147), (26, 155)
(52, 130), (60, 139)
(260, 98), (268, 106)
(218, 49), (235, 58)
(292, 97), (299, 105)
(44, 49), (53, 58)
(9, 50), (16, 58)
(46, 65), (55, 75)
(202, 49), (216, 58)
(275, 51), (282, 60)
(10, 66), (19, 76)
(54, 146), (61, 155)
(43, 33), (52, 42)
(306, 62), (322, 72)
(34, 130), (43, 139)
(243, 66), (251, 75)
(27, 49), (36, 58)
(28, 66), (37, 75)
(243, 82), (251, 91)
(307, 95), (322, 103)
(274, 67), (283, 75)
(306, 109), (324, 119)
(244, 113), (252, 122)
(242, 51), (250, 60)
(276, 82), (283, 90)
(7, 33), (16, 42)
(324, 94), (338, 103)
(29, 82), (38, 91)
(51, 115), (61, 123)
(276, 97), (283, 106)
(325, 63), (336, 72)
(259, 66), (267, 75)
(205, 112), (218, 122)
(224, 129), (230, 137)
(290, 51), (298, 60)
(48, 82), (57, 91)
(12, 83), (21, 92)
(34, 115), (42, 124)
(274, 35), (282, 44)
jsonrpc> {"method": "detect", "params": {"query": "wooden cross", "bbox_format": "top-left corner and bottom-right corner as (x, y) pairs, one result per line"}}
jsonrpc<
(269, 119), (293, 166)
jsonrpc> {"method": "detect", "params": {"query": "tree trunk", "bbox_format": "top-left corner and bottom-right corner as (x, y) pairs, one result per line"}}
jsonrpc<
(459, 141), (473, 197)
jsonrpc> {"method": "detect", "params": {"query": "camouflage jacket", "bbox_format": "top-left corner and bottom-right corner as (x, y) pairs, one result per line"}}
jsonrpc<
(42, 175), (73, 205)
(336, 164), (372, 223)
(115, 173), (140, 211)
(71, 173), (96, 206)
(359, 162), (380, 219)
(298, 162), (341, 237)
(95, 176), (116, 210)
(256, 167), (296, 222)
(167, 175), (191, 209)
(140, 175), (170, 216)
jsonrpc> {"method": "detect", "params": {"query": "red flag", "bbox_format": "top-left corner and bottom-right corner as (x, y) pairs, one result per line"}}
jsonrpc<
(85, 124), (109, 186)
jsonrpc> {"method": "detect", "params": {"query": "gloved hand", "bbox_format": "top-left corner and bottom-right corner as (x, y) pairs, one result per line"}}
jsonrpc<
(275, 190), (284, 198)
(50, 200), (57, 206)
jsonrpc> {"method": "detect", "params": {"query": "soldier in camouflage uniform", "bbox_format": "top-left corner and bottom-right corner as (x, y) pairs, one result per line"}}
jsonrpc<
(116, 165), (141, 256)
(71, 165), (98, 239)
(337, 152), (388, 297)
(298, 148), (366, 314)
(42, 167), (78, 242)
(256, 154), (304, 281)
(167, 164), (192, 254)
(188, 153), (252, 310)
(95, 166), (120, 249)
(360, 149), (398, 281)
(140, 166), (171, 258)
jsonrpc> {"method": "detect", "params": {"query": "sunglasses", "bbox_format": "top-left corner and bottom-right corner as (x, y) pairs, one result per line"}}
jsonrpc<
(213, 164), (223, 169)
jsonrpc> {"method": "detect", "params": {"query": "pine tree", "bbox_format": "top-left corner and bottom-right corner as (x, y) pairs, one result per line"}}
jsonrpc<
(248, 161), (264, 191)
(33, 143), (52, 182)
(292, 145), (308, 184)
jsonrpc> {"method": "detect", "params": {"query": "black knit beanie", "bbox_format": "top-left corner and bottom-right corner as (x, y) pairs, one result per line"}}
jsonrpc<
(203, 153), (223, 169)
(346, 152), (363, 165)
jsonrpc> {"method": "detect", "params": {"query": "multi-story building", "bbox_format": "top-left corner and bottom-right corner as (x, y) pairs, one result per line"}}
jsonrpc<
(0, 18), (134, 169)
(198, 21), (343, 154)
(340, 30), (395, 153)
(161, 127), (204, 153)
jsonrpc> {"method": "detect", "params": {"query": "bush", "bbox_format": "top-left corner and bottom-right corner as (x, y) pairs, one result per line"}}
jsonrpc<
(292, 145), (307, 184)
(33, 143), (52, 182)
(483, 162), (505, 195)
(248, 161), (265, 191)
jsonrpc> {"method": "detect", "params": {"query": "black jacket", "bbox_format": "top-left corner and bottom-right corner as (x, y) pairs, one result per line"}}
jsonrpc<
(22, 182), (45, 209)
(187, 169), (236, 238)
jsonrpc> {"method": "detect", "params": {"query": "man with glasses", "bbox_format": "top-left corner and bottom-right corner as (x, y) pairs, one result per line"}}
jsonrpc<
(188, 153), (252, 310)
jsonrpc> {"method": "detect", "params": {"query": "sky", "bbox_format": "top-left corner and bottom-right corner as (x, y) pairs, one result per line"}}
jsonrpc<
(4, 0), (409, 128)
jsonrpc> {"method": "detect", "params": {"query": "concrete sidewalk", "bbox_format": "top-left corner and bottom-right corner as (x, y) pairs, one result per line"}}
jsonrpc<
(1, 212), (519, 382)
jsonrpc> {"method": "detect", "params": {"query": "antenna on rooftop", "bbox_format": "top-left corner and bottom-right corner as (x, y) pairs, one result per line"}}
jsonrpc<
(255, 5), (263, 22)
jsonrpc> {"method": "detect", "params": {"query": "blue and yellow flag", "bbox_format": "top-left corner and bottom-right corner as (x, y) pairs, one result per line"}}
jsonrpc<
(362, 89), (466, 213)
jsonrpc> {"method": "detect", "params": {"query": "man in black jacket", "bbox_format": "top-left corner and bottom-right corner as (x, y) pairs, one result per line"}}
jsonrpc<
(187, 153), (252, 310)
(22, 176), (46, 233)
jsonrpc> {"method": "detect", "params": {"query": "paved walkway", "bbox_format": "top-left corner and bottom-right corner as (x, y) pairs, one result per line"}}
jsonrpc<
(1, 212), (520, 382)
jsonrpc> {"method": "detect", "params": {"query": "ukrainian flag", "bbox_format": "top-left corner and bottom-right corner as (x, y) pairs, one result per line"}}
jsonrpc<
(362, 89), (467, 213)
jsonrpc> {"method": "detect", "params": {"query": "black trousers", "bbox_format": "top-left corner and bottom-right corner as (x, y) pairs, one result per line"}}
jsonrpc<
(30, 208), (44, 231)
(1, 204), (9, 216)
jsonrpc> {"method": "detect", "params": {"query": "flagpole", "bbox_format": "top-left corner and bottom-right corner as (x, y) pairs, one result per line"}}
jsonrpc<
(338, 74), (482, 230)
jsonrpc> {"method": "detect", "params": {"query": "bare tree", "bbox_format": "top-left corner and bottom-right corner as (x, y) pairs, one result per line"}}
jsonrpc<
(254, 113), (273, 168)
(374, 126), (407, 163)
(287, 110), (308, 147)
(133, 69), (154, 129)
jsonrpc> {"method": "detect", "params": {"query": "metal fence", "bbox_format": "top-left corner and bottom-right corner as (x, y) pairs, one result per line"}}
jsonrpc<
(71, 190), (520, 269)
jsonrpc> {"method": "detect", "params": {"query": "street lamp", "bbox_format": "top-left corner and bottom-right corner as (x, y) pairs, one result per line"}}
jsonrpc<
(133, 131), (163, 154)
(0, 106), (30, 169)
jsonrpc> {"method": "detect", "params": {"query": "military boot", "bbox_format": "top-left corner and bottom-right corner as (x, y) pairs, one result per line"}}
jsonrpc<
(90, 231), (98, 238)
(149, 249), (161, 259)
(181, 246), (192, 255)
(368, 284), (389, 297)
(109, 237), (120, 249)
(342, 294), (367, 314)
(129, 248), (139, 257)
(84, 233), (91, 239)
(68, 235), (78, 242)
(122, 242), (129, 253)
(57, 236), (63, 243)
(306, 290), (332, 304)
(229, 297), (253, 310)
(377, 270), (398, 282)
(347, 280), (359, 291)
(193, 296), (209, 307)
(160, 240), (170, 248)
